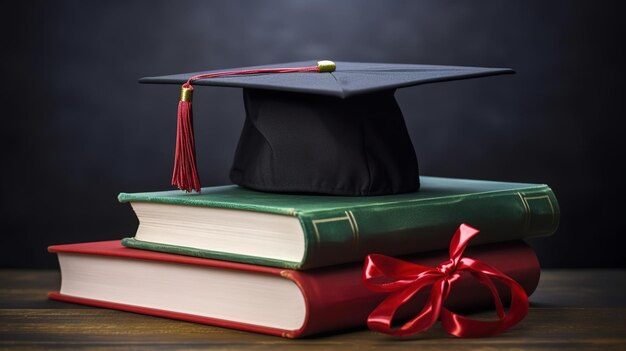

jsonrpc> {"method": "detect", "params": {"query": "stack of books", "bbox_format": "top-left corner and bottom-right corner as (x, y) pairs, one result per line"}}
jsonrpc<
(49, 176), (558, 338)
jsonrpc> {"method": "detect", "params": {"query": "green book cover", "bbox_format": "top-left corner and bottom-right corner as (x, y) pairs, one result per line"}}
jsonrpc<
(119, 176), (559, 269)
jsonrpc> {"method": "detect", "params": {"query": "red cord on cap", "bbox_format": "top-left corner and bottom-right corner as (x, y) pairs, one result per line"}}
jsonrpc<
(172, 61), (336, 193)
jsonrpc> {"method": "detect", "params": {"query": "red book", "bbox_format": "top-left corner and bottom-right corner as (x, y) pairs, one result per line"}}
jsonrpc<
(48, 240), (540, 338)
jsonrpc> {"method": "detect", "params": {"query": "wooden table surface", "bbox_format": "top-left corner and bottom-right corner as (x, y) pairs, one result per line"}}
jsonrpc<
(1, 269), (625, 350)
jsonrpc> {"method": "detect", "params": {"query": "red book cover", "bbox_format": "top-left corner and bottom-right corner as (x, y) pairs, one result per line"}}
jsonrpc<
(48, 240), (540, 338)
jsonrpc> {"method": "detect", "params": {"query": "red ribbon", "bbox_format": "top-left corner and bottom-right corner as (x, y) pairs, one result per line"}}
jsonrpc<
(363, 224), (529, 337)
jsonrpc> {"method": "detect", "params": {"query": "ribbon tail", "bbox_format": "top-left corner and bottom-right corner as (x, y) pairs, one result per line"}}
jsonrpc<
(440, 259), (529, 337)
(393, 278), (448, 336)
(367, 276), (444, 336)
(448, 224), (480, 265)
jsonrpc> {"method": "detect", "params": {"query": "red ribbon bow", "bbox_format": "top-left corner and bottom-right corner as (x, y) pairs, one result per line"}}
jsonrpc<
(363, 224), (529, 337)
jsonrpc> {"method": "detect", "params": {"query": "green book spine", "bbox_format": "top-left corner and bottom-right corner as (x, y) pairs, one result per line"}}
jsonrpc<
(119, 177), (559, 269)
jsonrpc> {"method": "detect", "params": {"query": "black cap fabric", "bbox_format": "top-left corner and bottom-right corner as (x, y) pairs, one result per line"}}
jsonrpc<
(140, 61), (513, 98)
(140, 61), (513, 196)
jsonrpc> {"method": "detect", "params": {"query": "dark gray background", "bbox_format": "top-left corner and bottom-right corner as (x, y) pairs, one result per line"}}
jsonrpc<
(2, 0), (624, 268)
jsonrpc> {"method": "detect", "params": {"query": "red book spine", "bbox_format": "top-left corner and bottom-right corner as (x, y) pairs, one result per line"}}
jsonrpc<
(48, 240), (539, 338)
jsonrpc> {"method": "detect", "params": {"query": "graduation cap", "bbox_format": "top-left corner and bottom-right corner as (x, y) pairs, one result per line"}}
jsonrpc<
(140, 60), (513, 196)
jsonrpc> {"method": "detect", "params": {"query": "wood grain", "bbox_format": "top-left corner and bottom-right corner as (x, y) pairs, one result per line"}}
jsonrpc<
(1, 270), (625, 350)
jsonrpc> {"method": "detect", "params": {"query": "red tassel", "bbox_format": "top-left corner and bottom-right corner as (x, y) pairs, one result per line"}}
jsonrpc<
(172, 85), (201, 193)
(170, 60), (336, 192)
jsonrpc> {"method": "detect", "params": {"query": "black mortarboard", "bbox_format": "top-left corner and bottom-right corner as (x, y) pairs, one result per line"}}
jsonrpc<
(140, 60), (513, 196)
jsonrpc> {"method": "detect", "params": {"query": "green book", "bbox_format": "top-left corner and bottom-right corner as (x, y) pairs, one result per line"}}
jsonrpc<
(119, 176), (559, 270)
